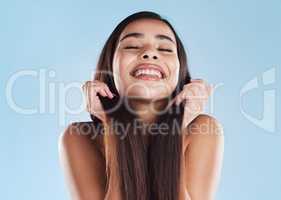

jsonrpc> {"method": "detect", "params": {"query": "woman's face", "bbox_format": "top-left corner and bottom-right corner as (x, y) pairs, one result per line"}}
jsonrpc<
(112, 19), (180, 100)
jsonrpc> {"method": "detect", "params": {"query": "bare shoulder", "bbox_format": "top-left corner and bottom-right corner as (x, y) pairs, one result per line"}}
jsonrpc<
(184, 114), (224, 149)
(58, 121), (105, 156)
(58, 122), (106, 200)
(183, 114), (224, 199)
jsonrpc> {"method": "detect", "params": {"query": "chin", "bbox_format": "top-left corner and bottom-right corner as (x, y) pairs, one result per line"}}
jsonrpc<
(126, 89), (170, 101)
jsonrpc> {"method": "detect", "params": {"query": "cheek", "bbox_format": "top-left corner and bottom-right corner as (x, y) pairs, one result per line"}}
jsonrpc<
(112, 54), (123, 93)
(112, 52), (136, 94)
(113, 52), (135, 75)
(167, 57), (180, 86)
(168, 69), (180, 94)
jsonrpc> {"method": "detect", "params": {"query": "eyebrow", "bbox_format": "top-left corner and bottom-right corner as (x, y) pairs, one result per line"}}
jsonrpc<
(119, 32), (175, 44)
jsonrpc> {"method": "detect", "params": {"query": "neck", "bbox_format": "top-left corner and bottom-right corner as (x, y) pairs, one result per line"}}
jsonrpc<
(127, 97), (168, 147)
(128, 97), (169, 124)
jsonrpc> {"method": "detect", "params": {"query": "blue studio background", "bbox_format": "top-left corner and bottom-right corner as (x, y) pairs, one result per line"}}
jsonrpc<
(1, 0), (280, 199)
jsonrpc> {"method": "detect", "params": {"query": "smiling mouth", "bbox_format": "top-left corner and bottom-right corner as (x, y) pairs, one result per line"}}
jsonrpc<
(130, 63), (167, 81)
(130, 68), (165, 81)
(132, 74), (162, 81)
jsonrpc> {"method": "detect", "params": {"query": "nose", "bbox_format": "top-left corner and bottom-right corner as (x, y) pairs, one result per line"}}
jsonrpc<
(140, 49), (158, 60)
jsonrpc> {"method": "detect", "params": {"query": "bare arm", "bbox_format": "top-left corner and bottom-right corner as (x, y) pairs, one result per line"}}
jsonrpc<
(185, 114), (224, 200)
(58, 123), (106, 200)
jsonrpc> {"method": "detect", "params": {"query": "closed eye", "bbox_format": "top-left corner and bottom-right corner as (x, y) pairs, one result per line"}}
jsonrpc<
(123, 46), (140, 49)
(158, 48), (173, 52)
(123, 46), (173, 52)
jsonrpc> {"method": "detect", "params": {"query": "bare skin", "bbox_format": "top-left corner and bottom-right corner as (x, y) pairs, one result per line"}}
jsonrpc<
(59, 114), (224, 200)
(58, 19), (224, 200)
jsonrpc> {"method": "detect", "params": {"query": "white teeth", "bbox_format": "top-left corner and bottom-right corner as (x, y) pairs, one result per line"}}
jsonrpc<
(134, 69), (162, 78)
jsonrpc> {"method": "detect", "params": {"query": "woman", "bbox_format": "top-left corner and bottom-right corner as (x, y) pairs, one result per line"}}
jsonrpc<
(58, 11), (224, 200)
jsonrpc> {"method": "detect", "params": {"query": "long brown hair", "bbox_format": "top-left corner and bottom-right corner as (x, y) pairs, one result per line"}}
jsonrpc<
(91, 11), (192, 200)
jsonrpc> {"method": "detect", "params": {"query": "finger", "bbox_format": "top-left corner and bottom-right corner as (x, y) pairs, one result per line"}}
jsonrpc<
(84, 85), (90, 113)
(85, 83), (91, 113)
(82, 81), (90, 91)
(184, 82), (201, 98)
(198, 83), (209, 99)
(202, 83), (213, 99)
(190, 101), (203, 113)
(91, 81), (114, 98)
(170, 81), (206, 107)
(94, 86), (108, 97)
(190, 78), (204, 83)
(208, 84), (214, 96)
(192, 81), (206, 97)
(103, 85), (114, 98)
(88, 87), (106, 114)
(191, 81), (209, 99)
(175, 90), (189, 105)
(167, 96), (177, 108)
(181, 87), (196, 102)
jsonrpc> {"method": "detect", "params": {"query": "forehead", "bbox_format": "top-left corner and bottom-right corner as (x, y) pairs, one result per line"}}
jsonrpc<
(120, 19), (176, 41)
